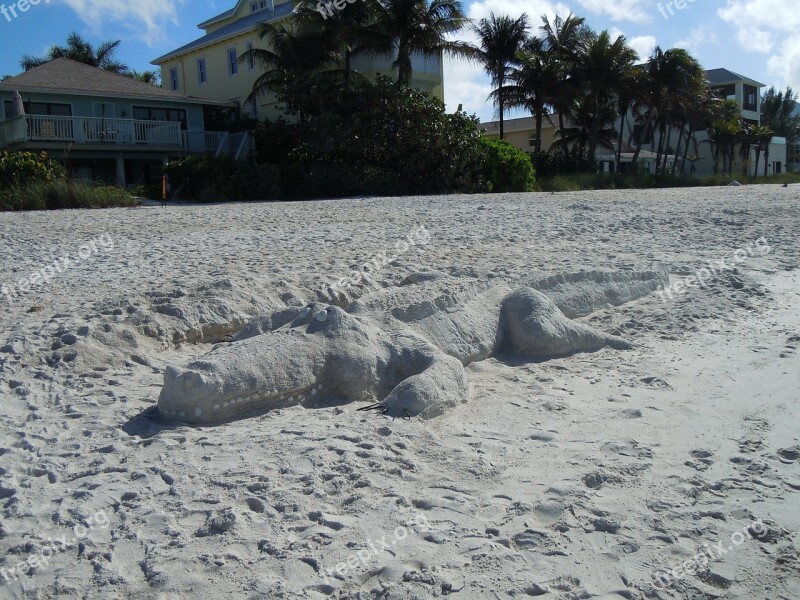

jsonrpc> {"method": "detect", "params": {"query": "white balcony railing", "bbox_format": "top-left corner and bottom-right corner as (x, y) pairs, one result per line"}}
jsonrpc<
(0, 115), (249, 155)
(182, 130), (229, 154)
(0, 115), (27, 147)
(0, 114), (182, 147)
(0, 115), (251, 158)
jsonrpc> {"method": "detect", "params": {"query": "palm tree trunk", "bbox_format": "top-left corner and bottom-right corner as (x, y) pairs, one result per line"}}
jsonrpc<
(588, 94), (600, 159)
(630, 111), (652, 167)
(396, 38), (411, 86)
(713, 143), (720, 175)
(655, 122), (665, 173)
(534, 107), (543, 167)
(498, 70), (504, 140)
(680, 124), (694, 175)
(764, 145), (770, 177)
(671, 122), (685, 176)
(660, 126), (672, 175)
(728, 144), (734, 175)
(754, 143), (762, 178)
(616, 112), (626, 174)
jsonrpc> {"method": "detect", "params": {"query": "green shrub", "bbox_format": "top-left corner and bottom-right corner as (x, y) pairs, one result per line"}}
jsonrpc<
(529, 150), (599, 178)
(0, 151), (67, 188)
(164, 156), (281, 201)
(278, 163), (407, 199)
(479, 137), (536, 193)
(129, 183), (163, 200)
(254, 76), (487, 196)
(0, 180), (137, 211)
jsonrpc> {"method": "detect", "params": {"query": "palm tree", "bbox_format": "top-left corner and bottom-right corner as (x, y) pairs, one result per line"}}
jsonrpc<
(554, 95), (617, 157)
(128, 70), (161, 86)
(469, 13), (529, 139)
(368, 0), (471, 87)
(505, 36), (561, 164)
(21, 32), (129, 73)
(242, 22), (343, 99)
(292, 0), (375, 84)
(615, 64), (645, 173)
(751, 125), (774, 177)
(579, 30), (637, 159)
(760, 86), (800, 141)
(540, 13), (591, 141)
(705, 99), (740, 175)
(630, 47), (704, 166)
(678, 92), (719, 175)
(240, 22), (345, 119)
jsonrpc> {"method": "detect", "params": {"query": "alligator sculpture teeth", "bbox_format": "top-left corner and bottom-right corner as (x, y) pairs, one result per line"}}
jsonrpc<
(158, 269), (668, 424)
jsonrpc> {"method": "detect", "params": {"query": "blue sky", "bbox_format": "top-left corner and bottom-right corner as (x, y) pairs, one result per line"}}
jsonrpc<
(1, 0), (798, 123)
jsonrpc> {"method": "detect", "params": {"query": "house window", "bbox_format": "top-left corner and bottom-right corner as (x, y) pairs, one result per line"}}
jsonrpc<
(250, 1), (258, 11)
(246, 43), (255, 71)
(743, 84), (758, 112)
(198, 58), (207, 84)
(528, 132), (540, 148)
(712, 84), (735, 101)
(228, 49), (238, 76)
(249, 99), (258, 118)
(132, 106), (188, 130)
(3, 100), (17, 119)
(13, 101), (71, 116)
(169, 67), (179, 91)
(773, 161), (781, 174)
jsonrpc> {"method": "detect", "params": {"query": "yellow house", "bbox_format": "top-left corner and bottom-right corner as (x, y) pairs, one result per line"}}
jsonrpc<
(151, 0), (444, 121)
(480, 115), (559, 154)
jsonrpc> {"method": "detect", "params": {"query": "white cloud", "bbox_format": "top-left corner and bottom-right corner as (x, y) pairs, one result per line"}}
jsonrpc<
(466, 0), (571, 25)
(606, 28), (655, 61)
(443, 58), (495, 122)
(718, 0), (800, 90)
(718, 0), (800, 53)
(628, 35), (657, 59)
(576, 0), (651, 23)
(766, 34), (800, 92)
(61, 0), (186, 45)
(674, 26), (718, 55)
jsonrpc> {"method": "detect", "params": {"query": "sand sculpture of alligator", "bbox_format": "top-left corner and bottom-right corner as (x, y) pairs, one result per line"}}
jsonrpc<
(158, 268), (668, 424)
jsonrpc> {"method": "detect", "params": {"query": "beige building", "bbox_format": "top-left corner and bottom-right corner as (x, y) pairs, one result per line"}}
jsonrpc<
(152, 0), (444, 121)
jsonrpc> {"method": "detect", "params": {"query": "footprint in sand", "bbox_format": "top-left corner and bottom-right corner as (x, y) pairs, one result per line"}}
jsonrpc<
(738, 438), (765, 453)
(640, 376), (672, 389)
(686, 449), (714, 471)
(779, 334), (799, 358)
(776, 446), (800, 464)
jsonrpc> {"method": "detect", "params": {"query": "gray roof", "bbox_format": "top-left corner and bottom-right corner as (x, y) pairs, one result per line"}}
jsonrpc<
(152, 3), (295, 64)
(0, 58), (232, 106)
(198, 7), (236, 28)
(706, 68), (764, 87)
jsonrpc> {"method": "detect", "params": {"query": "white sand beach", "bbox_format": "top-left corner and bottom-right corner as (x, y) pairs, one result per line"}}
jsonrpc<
(0, 186), (798, 599)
